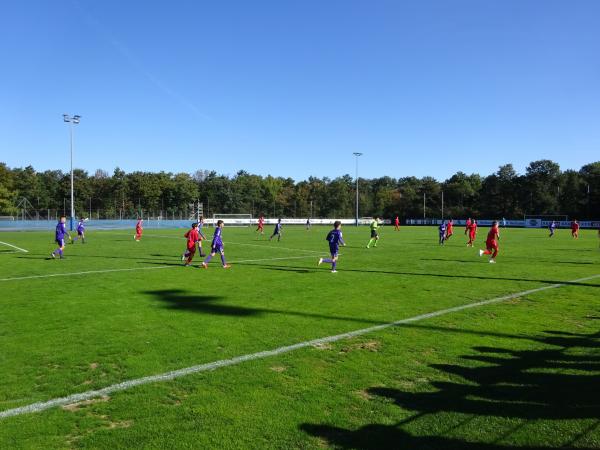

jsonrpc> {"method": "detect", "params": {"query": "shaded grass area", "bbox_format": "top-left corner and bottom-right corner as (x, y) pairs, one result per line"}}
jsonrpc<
(0, 226), (599, 448)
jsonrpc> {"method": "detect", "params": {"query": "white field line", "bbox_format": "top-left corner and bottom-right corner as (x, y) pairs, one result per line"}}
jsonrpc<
(1, 273), (598, 419)
(0, 241), (28, 253)
(0, 255), (317, 283)
(100, 232), (323, 254)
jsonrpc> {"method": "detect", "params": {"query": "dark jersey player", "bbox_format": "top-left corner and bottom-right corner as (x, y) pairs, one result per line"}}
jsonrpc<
(50, 216), (71, 259)
(318, 221), (345, 273)
(270, 219), (283, 242)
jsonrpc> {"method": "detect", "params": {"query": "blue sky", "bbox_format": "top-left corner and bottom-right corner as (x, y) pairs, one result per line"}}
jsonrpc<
(1, 0), (599, 181)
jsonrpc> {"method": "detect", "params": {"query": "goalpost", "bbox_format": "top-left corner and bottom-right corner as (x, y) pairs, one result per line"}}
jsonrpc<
(212, 213), (253, 227)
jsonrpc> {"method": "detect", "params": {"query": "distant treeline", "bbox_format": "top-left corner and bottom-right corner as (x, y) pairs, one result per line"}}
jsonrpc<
(0, 160), (599, 219)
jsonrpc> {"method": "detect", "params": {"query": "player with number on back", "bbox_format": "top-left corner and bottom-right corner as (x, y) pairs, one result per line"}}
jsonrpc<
(318, 220), (345, 273)
(50, 215), (70, 259)
(480, 220), (500, 263)
(72, 216), (87, 244)
(201, 220), (231, 269)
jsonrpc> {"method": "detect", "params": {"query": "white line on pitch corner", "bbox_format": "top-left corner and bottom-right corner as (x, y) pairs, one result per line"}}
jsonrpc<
(0, 255), (318, 282)
(0, 241), (29, 253)
(1, 273), (598, 419)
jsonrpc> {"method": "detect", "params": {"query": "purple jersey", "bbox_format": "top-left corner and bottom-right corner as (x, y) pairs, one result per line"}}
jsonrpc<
(77, 220), (85, 232)
(274, 223), (282, 234)
(55, 222), (67, 240)
(212, 227), (223, 247)
(326, 229), (345, 247)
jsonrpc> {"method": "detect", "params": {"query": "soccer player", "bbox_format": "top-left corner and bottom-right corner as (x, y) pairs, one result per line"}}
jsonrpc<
(72, 216), (87, 244)
(445, 219), (454, 240)
(256, 215), (265, 235)
(571, 220), (580, 239)
(479, 220), (500, 263)
(366, 216), (380, 248)
(270, 219), (283, 241)
(134, 218), (143, 241)
(201, 220), (230, 269)
(438, 221), (447, 245)
(181, 223), (200, 266)
(394, 216), (400, 231)
(50, 215), (70, 259)
(549, 220), (557, 237)
(465, 217), (472, 235)
(318, 221), (345, 273)
(306, 218), (311, 230)
(467, 219), (477, 247)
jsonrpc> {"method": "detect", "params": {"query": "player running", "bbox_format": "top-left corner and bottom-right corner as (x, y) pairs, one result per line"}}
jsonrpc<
(438, 221), (447, 245)
(467, 219), (477, 247)
(445, 219), (454, 240)
(50, 215), (70, 259)
(72, 217), (87, 244)
(318, 221), (345, 273)
(366, 216), (380, 248)
(270, 219), (283, 242)
(465, 217), (472, 235)
(256, 215), (265, 235)
(201, 220), (230, 269)
(571, 220), (580, 239)
(549, 220), (557, 237)
(134, 218), (143, 241)
(306, 218), (311, 230)
(182, 222), (200, 266)
(394, 216), (400, 231)
(480, 221), (500, 263)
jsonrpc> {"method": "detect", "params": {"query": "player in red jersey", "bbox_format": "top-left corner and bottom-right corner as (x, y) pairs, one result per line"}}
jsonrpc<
(445, 219), (454, 240)
(256, 215), (265, 235)
(480, 221), (500, 263)
(465, 217), (472, 235)
(182, 222), (200, 266)
(467, 219), (477, 247)
(134, 218), (143, 241)
(571, 220), (580, 239)
(394, 216), (400, 231)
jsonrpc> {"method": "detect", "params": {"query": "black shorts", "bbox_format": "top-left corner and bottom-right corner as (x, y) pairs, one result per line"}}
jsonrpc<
(371, 230), (378, 238)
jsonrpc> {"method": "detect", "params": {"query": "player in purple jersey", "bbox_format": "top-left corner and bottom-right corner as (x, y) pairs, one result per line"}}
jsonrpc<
(438, 221), (447, 245)
(50, 216), (71, 259)
(72, 217), (87, 244)
(318, 221), (345, 273)
(269, 219), (283, 241)
(548, 220), (557, 237)
(201, 220), (231, 269)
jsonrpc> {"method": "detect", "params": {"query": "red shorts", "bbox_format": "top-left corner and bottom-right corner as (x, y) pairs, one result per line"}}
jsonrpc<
(486, 240), (498, 250)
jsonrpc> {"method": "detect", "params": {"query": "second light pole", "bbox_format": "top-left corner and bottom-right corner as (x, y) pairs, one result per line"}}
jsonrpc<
(63, 114), (81, 231)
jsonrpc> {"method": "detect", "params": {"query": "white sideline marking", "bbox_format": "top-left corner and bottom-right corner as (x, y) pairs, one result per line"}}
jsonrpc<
(0, 241), (28, 253)
(1, 273), (598, 419)
(0, 255), (317, 282)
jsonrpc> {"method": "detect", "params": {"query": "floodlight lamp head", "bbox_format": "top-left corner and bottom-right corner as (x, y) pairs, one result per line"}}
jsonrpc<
(63, 114), (70, 122)
(72, 115), (81, 124)
(353, 152), (363, 157)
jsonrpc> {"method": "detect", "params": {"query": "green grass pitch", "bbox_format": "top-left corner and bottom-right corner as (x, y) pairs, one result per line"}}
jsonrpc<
(1, 225), (599, 449)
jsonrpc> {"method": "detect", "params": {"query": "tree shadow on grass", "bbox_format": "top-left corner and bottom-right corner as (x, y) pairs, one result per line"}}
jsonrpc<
(301, 329), (600, 449)
(244, 264), (600, 288)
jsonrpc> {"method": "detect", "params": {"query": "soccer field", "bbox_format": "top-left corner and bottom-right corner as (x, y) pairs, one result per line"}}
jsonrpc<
(1, 225), (599, 449)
